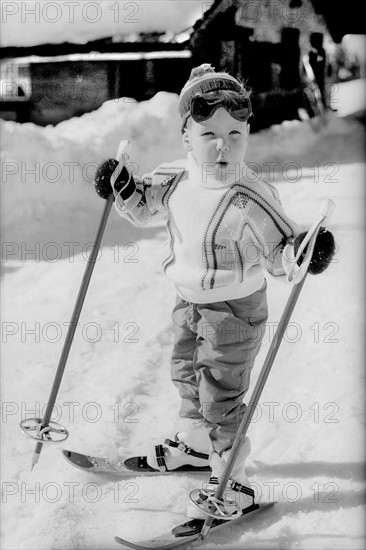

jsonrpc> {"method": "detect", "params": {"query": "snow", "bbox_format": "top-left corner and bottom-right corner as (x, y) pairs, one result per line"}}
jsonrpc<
(1, 0), (212, 47)
(1, 80), (365, 549)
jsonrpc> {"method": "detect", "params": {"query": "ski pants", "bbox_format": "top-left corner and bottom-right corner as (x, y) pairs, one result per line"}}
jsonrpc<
(170, 281), (268, 455)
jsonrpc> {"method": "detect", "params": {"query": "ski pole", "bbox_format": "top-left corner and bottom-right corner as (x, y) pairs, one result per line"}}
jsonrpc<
(20, 140), (129, 470)
(200, 198), (336, 539)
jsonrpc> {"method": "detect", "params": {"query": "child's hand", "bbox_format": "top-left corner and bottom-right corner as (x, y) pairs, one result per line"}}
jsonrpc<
(94, 159), (135, 200)
(294, 227), (335, 274)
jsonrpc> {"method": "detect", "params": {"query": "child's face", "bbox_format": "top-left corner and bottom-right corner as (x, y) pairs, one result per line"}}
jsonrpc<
(184, 107), (249, 183)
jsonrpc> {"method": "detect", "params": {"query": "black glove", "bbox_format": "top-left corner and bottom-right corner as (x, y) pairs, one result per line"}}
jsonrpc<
(94, 158), (135, 200)
(294, 227), (335, 274)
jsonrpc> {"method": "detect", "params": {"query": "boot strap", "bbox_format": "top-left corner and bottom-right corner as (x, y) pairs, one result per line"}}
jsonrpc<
(203, 477), (254, 499)
(154, 439), (210, 473)
(154, 444), (167, 472)
(164, 438), (209, 460)
(229, 480), (255, 499)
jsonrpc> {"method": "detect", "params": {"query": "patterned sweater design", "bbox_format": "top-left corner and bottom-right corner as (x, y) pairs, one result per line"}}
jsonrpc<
(115, 159), (299, 303)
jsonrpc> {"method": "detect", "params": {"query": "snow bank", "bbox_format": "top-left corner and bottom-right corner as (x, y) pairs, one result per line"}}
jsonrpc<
(1, 92), (185, 254)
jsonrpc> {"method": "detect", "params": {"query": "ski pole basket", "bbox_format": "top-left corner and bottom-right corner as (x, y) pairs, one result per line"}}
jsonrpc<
(20, 417), (69, 443)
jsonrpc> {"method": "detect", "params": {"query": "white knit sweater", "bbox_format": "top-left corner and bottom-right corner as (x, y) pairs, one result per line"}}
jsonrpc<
(115, 155), (299, 303)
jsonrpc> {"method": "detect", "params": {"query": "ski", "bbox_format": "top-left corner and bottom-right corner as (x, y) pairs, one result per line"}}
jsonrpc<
(115, 501), (275, 549)
(62, 450), (210, 476)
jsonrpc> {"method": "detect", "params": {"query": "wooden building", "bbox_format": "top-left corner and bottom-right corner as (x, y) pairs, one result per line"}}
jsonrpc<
(1, 0), (359, 129)
(0, 41), (192, 125)
(188, 0), (334, 130)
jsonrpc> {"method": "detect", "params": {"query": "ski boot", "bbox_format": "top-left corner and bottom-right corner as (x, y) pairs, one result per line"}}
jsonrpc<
(124, 419), (211, 473)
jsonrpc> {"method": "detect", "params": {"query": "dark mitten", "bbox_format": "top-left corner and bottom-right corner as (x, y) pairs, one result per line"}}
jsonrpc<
(294, 227), (336, 274)
(94, 158), (135, 200)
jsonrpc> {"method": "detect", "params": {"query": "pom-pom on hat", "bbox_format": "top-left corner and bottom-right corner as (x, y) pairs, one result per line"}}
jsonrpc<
(179, 63), (246, 126)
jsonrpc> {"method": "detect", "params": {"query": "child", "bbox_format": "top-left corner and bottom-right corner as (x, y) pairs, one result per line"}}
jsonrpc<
(95, 64), (335, 519)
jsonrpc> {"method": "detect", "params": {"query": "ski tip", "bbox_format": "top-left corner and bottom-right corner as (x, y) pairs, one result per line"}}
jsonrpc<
(62, 450), (95, 470)
(115, 534), (199, 550)
(114, 536), (129, 548)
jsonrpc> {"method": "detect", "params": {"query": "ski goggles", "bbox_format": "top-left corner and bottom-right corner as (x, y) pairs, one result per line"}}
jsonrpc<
(189, 92), (252, 124)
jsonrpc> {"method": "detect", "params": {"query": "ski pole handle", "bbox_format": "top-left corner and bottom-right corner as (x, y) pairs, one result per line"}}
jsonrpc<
(319, 197), (336, 223)
(110, 139), (131, 211)
(287, 198), (336, 283)
(293, 198), (335, 262)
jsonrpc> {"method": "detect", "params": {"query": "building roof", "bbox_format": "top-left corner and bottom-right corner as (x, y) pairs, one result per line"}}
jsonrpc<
(7, 51), (192, 65)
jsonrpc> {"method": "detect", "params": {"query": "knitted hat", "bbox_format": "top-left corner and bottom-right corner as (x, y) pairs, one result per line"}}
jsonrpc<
(179, 64), (245, 125)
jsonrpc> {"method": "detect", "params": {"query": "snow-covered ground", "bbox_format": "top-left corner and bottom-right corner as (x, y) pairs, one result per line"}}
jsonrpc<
(1, 81), (365, 549)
